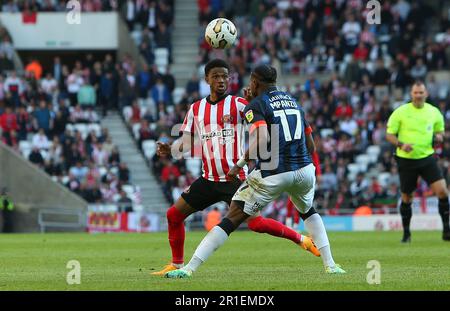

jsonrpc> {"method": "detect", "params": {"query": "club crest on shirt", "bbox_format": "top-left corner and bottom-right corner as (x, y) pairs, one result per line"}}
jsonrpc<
(245, 110), (254, 122)
(222, 114), (234, 123)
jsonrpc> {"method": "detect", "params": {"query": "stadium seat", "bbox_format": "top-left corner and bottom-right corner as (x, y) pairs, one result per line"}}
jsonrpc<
(110, 166), (119, 176)
(365, 152), (377, 163)
(367, 145), (381, 156)
(173, 87), (185, 105)
(123, 106), (132, 122)
(155, 47), (169, 74)
(112, 193), (121, 202)
(166, 105), (175, 114)
(39, 150), (49, 161)
(140, 106), (148, 119)
(155, 48), (169, 68)
(186, 158), (202, 177)
(438, 85), (448, 99)
(74, 123), (88, 140)
(142, 140), (157, 159)
(378, 172), (392, 188)
(320, 128), (334, 138)
(98, 166), (107, 177)
(19, 140), (31, 153)
(122, 184), (134, 196)
(130, 30), (142, 46)
(62, 176), (69, 184)
(347, 163), (361, 175)
(65, 123), (74, 133)
(133, 204), (144, 212)
(355, 154), (371, 170)
(22, 149), (31, 160)
(132, 123), (141, 140)
(88, 123), (102, 137)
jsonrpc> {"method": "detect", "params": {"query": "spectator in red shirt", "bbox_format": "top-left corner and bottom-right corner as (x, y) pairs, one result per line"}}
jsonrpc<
(138, 119), (156, 148)
(161, 159), (181, 182)
(334, 101), (353, 119)
(0, 106), (18, 147)
(353, 41), (369, 61)
(130, 101), (141, 124)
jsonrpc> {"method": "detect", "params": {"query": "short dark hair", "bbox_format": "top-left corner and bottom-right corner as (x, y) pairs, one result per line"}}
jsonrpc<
(253, 64), (277, 84)
(412, 80), (426, 87)
(204, 59), (229, 76)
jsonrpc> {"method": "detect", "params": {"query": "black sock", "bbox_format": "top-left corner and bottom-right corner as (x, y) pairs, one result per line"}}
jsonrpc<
(400, 202), (412, 235)
(438, 197), (450, 232)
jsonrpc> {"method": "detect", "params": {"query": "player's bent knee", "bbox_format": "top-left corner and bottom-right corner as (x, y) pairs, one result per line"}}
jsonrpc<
(218, 218), (236, 236)
(299, 207), (317, 221)
(167, 206), (186, 224)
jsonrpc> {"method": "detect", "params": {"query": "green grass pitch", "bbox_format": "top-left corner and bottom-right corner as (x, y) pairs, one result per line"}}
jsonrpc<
(0, 231), (449, 290)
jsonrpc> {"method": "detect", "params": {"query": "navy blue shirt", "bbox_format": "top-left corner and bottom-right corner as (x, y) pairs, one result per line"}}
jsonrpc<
(243, 87), (312, 177)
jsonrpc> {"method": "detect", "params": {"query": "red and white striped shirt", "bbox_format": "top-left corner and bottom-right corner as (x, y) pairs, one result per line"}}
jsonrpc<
(181, 95), (248, 182)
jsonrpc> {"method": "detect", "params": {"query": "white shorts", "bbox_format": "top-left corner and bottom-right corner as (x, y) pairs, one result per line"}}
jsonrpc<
(232, 163), (316, 216)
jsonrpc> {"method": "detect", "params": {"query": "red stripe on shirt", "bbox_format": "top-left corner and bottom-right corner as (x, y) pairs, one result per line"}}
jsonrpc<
(217, 100), (231, 181)
(230, 99), (245, 181)
(191, 101), (202, 175)
(204, 103), (220, 182)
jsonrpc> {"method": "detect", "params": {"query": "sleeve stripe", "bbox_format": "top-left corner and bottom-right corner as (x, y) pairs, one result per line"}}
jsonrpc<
(249, 120), (267, 134)
(305, 126), (313, 135)
(180, 103), (195, 133)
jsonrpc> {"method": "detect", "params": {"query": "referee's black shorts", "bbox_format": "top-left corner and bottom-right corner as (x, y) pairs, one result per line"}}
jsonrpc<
(181, 177), (242, 211)
(395, 155), (444, 194)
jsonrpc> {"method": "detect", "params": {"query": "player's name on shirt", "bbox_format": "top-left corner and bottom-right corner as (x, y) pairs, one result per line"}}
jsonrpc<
(268, 94), (298, 110)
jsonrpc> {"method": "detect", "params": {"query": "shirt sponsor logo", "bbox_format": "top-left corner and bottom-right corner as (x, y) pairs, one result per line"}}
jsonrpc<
(201, 128), (235, 144)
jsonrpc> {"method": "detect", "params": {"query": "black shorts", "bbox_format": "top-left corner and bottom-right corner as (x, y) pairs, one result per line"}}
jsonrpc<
(181, 177), (242, 211)
(395, 155), (444, 194)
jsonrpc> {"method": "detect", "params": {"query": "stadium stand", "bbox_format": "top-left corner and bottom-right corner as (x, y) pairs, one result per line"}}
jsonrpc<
(0, 28), (142, 210)
(3, 0), (450, 221)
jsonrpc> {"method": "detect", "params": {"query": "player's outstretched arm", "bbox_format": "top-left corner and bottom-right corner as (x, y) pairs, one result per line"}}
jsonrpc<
(157, 132), (194, 157)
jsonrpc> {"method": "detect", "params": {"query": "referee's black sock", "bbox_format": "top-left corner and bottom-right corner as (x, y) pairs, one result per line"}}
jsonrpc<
(400, 202), (412, 235)
(438, 197), (450, 232)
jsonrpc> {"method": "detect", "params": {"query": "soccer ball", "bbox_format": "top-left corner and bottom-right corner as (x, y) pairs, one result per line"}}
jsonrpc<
(205, 18), (237, 49)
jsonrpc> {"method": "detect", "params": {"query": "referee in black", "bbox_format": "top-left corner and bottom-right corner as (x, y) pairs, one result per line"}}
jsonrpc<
(386, 82), (450, 242)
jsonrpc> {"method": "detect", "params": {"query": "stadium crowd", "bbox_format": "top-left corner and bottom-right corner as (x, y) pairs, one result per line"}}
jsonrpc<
(192, 0), (450, 215)
(119, 0), (450, 217)
(3, 0), (450, 218)
(0, 26), (142, 209)
(1, 0), (119, 12)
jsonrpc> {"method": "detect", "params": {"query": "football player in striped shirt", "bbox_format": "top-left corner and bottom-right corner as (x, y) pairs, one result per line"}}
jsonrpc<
(165, 64), (345, 278)
(151, 59), (319, 276)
